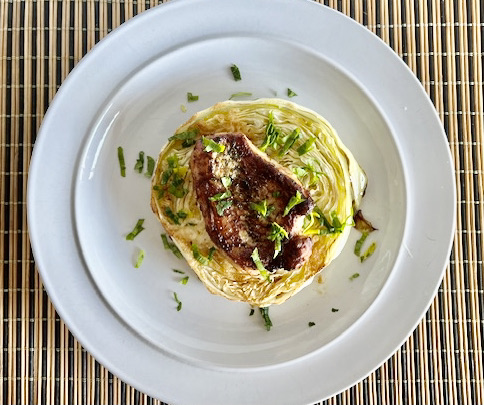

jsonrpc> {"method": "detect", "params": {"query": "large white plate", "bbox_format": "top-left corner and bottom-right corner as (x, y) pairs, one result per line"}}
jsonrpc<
(27, 0), (455, 403)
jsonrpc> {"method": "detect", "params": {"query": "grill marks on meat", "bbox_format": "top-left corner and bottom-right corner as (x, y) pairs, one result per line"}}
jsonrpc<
(190, 133), (314, 272)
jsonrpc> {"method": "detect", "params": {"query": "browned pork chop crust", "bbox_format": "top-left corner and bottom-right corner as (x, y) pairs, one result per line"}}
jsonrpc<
(190, 133), (314, 272)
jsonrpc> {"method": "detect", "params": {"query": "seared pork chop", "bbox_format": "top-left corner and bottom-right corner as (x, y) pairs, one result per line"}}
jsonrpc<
(190, 133), (314, 272)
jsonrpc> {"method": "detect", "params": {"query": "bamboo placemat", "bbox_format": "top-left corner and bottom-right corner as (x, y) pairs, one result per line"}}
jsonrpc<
(1, 0), (483, 404)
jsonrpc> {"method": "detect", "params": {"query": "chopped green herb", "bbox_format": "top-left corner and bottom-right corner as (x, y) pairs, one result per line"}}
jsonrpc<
(145, 156), (155, 178)
(260, 112), (281, 152)
(216, 199), (233, 215)
(259, 307), (272, 331)
(207, 246), (216, 261)
(165, 207), (180, 224)
(251, 248), (271, 281)
(169, 129), (198, 147)
(283, 190), (306, 216)
(268, 222), (289, 258)
(360, 242), (377, 262)
(209, 190), (232, 201)
(250, 200), (268, 217)
(331, 308), (339, 312)
(172, 269), (185, 274)
(173, 292), (182, 311)
(126, 219), (145, 240)
(229, 91), (252, 99)
(249, 308), (255, 316)
(173, 166), (188, 177)
(134, 249), (145, 268)
(297, 137), (316, 155)
(161, 234), (183, 259)
(187, 92), (199, 102)
(176, 210), (188, 220)
(117, 146), (126, 177)
(354, 232), (369, 256)
(167, 154), (179, 168)
(192, 243), (209, 265)
(180, 104), (187, 112)
(278, 128), (300, 156)
(319, 211), (347, 234)
(182, 139), (196, 148)
(134, 151), (145, 173)
(161, 168), (173, 184)
(221, 176), (232, 188)
(272, 191), (281, 198)
(180, 276), (189, 285)
(268, 222), (289, 241)
(153, 185), (165, 199)
(168, 184), (187, 198)
(287, 88), (298, 97)
(230, 64), (241, 81)
(293, 167), (307, 178)
(349, 273), (360, 280)
(308, 321), (316, 327)
(202, 136), (226, 153)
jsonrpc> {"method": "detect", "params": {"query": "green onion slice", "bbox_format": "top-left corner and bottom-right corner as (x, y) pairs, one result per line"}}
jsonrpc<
(209, 190), (232, 201)
(173, 292), (182, 311)
(260, 112), (281, 152)
(279, 128), (300, 156)
(145, 156), (155, 178)
(283, 191), (306, 216)
(169, 129), (198, 143)
(297, 137), (316, 155)
(161, 234), (183, 259)
(308, 321), (316, 327)
(354, 232), (369, 256)
(287, 88), (297, 97)
(168, 185), (187, 198)
(192, 243), (209, 265)
(259, 307), (272, 331)
(251, 248), (271, 281)
(221, 176), (232, 188)
(250, 200), (268, 217)
(349, 273), (360, 280)
(180, 276), (189, 285)
(117, 146), (126, 177)
(134, 151), (144, 173)
(229, 92), (252, 99)
(216, 199), (233, 216)
(230, 64), (241, 81)
(165, 207), (180, 224)
(207, 247), (216, 261)
(187, 92), (199, 102)
(126, 219), (145, 240)
(167, 154), (179, 168)
(268, 222), (289, 258)
(360, 242), (377, 262)
(134, 249), (145, 268)
(202, 136), (226, 153)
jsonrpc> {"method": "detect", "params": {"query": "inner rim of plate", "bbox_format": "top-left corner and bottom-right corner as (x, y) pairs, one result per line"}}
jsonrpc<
(74, 35), (406, 369)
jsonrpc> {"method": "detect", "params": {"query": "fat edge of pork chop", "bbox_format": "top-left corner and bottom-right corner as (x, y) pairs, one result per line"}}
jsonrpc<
(190, 133), (314, 272)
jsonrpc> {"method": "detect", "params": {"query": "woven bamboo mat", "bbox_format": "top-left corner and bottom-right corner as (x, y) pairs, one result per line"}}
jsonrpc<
(1, 0), (483, 404)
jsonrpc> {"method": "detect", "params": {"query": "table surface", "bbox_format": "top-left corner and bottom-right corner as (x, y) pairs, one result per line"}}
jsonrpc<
(1, 0), (483, 404)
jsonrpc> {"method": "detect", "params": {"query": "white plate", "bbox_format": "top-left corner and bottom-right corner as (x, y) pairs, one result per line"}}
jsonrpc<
(28, 0), (455, 403)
